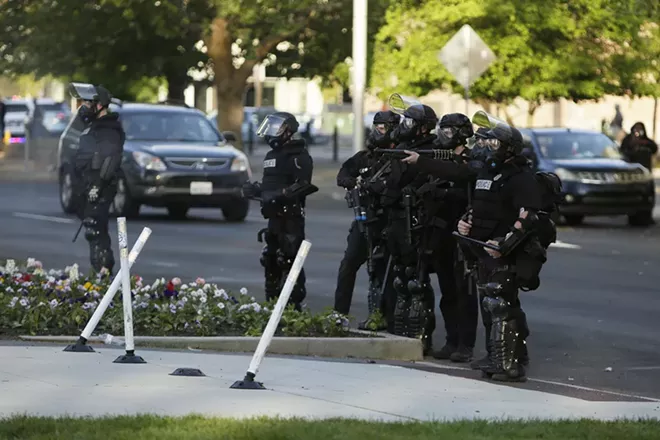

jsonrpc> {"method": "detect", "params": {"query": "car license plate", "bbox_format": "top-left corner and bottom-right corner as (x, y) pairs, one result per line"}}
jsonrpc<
(190, 181), (213, 195)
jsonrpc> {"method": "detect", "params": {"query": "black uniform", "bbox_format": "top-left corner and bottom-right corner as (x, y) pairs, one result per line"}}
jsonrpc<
(243, 112), (316, 310)
(70, 83), (124, 274)
(333, 110), (401, 326)
(428, 113), (479, 363)
(374, 102), (438, 352)
(333, 149), (389, 316)
(415, 111), (545, 382)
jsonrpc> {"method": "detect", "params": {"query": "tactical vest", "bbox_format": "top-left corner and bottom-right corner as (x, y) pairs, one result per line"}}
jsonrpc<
(261, 149), (298, 191)
(469, 166), (521, 240)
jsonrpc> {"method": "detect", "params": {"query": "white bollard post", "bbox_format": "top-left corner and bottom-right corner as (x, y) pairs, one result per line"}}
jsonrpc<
(113, 217), (146, 364)
(231, 240), (312, 389)
(64, 227), (152, 353)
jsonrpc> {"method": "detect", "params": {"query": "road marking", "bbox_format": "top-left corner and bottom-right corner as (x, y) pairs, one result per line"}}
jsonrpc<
(12, 212), (75, 224)
(413, 361), (660, 402)
(149, 261), (180, 268)
(625, 366), (660, 371)
(550, 240), (581, 249)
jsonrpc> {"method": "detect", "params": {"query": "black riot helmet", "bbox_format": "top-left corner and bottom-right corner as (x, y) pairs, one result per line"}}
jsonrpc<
(256, 111), (299, 149)
(387, 93), (438, 144)
(393, 104), (438, 143)
(470, 110), (523, 171)
(435, 113), (474, 149)
(69, 82), (112, 124)
(368, 110), (401, 149)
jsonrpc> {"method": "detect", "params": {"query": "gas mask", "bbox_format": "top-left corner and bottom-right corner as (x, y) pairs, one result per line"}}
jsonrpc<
(470, 137), (507, 172)
(368, 123), (394, 149)
(392, 117), (418, 143)
(435, 126), (461, 149)
(78, 102), (100, 125)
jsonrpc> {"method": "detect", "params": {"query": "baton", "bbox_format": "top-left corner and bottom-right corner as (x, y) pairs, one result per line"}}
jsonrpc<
(452, 231), (501, 252)
(72, 221), (84, 242)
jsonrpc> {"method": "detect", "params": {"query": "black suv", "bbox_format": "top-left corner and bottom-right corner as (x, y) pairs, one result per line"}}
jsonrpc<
(57, 102), (252, 221)
(519, 128), (655, 226)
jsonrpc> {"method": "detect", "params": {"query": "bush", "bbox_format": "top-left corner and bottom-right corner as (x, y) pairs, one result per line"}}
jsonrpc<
(0, 259), (351, 338)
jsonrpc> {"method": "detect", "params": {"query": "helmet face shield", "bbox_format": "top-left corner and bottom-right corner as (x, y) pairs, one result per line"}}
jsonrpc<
(372, 123), (388, 134)
(256, 115), (287, 138)
(388, 93), (422, 115)
(68, 82), (98, 101)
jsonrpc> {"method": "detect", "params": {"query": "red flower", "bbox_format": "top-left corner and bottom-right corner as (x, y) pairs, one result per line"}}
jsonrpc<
(166, 281), (175, 291)
(21, 274), (32, 282)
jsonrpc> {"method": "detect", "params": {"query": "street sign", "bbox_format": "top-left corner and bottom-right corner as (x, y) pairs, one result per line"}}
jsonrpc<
(437, 24), (496, 91)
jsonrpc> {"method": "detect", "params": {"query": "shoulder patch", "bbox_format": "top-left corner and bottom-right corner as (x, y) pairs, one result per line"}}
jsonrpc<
(263, 159), (276, 168)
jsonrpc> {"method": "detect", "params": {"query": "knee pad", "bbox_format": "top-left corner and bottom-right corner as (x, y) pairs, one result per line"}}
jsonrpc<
(260, 245), (275, 268)
(276, 249), (292, 270)
(482, 295), (510, 319)
(83, 217), (99, 241)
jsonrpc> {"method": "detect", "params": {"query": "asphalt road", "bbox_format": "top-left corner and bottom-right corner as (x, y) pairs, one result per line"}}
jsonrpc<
(1, 179), (660, 401)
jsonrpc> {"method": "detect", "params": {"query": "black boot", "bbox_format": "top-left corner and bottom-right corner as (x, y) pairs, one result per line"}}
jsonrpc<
(450, 345), (474, 363)
(433, 343), (457, 360)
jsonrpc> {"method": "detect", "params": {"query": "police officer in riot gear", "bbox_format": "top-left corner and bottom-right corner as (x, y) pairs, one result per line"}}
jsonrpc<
(402, 111), (544, 382)
(377, 96), (439, 353)
(427, 113), (480, 363)
(334, 110), (400, 329)
(70, 83), (124, 274)
(242, 112), (317, 311)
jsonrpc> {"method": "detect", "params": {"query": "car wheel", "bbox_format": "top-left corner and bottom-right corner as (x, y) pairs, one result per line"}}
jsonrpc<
(563, 215), (584, 226)
(628, 210), (654, 227)
(59, 170), (76, 214)
(167, 205), (189, 220)
(113, 176), (140, 218)
(222, 199), (249, 222)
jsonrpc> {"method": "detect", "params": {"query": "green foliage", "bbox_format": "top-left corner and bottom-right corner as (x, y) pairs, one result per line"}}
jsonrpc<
(0, 259), (351, 338)
(371, 0), (660, 110)
(0, 0), (210, 100)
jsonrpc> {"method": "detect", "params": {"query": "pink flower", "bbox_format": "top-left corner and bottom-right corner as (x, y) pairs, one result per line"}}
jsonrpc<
(171, 277), (182, 286)
(195, 277), (205, 285)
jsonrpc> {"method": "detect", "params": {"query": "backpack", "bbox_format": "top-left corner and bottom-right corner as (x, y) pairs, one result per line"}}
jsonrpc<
(534, 171), (562, 249)
(515, 171), (562, 292)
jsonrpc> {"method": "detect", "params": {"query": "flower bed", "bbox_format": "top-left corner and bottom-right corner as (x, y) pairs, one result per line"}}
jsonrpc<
(0, 259), (350, 338)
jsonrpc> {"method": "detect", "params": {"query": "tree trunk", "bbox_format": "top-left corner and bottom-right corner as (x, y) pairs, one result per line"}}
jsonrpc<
(215, 85), (245, 148)
(206, 18), (252, 150)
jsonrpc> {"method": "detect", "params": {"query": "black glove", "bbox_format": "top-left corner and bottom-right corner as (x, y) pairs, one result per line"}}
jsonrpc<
(242, 181), (258, 198)
(338, 177), (357, 189)
(87, 185), (100, 203)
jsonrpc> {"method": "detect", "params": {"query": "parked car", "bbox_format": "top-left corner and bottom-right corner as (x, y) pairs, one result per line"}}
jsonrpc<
(2, 98), (70, 156)
(2, 98), (31, 149)
(519, 128), (655, 226)
(58, 101), (252, 222)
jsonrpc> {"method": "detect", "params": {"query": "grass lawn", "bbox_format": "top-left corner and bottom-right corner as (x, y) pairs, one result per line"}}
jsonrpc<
(0, 415), (659, 440)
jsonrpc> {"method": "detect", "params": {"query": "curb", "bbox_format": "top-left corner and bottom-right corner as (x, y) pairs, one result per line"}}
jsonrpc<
(0, 169), (57, 182)
(19, 332), (424, 361)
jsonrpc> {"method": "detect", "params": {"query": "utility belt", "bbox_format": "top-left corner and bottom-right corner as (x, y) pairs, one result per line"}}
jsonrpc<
(260, 201), (304, 219)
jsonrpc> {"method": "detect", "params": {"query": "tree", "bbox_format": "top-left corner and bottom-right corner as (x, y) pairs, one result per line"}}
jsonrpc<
(0, 0), (208, 101)
(370, 0), (651, 125)
(202, 0), (368, 145)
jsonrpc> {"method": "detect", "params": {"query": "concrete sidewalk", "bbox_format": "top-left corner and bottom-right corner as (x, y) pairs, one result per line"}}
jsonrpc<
(1, 345), (658, 421)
